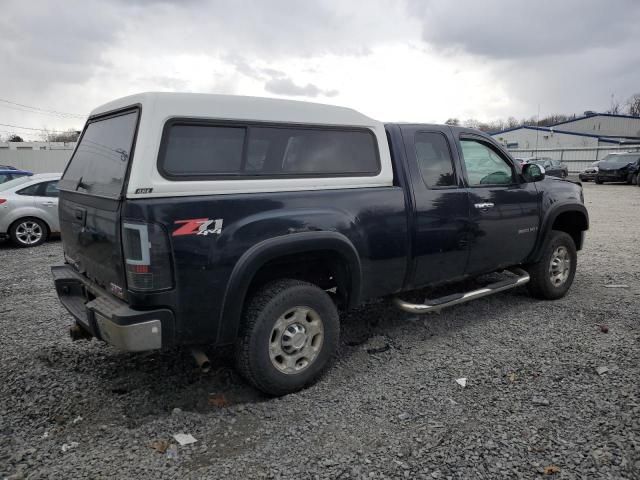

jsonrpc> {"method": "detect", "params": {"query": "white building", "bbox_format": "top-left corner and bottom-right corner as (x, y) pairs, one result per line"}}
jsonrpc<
(492, 113), (640, 150)
(0, 141), (76, 173)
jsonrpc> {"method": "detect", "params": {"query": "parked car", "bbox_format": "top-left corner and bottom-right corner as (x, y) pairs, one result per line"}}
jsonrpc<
(595, 153), (640, 184)
(579, 161), (600, 182)
(51, 93), (588, 396)
(0, 166), (33, 184)
(0, 173), (61, 247)
(521, 157), (568, 178)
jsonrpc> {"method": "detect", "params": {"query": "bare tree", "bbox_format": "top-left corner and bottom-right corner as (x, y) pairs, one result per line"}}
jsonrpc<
(606, 94), (621, 114)
(462, 118), (480, 129)
(41, 128), (80, 143)
(626, 94), (640, 117)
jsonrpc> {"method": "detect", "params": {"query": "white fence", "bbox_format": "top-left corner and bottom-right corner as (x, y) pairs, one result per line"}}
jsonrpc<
(507, 146), (640, 173)
(0, 145), (75, 173)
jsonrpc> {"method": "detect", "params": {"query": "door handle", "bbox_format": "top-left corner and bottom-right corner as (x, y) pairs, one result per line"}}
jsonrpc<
(474, 202), (495, 211)
(41, 202), (55, 206)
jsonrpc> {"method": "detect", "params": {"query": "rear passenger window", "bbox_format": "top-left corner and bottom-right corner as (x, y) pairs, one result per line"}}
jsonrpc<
(159, 123), (379, 178)
(17, 183), (42, 196)
(44, 181), (59, 197)
(414, 132), (456, 187)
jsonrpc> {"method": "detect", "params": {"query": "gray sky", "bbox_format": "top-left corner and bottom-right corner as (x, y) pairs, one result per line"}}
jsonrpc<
(1, 0), (639, 139)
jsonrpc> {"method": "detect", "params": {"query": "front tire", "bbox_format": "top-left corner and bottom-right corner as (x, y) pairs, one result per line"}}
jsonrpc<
(236, 279), (339, 396)
(631, 173), (638, 186)
(595, 176), (603, 184)
(525, 231), (577, 300)
(10, 218), (48, 247)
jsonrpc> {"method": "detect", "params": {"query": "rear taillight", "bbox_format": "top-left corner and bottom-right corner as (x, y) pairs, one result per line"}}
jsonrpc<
(0, 199), (6, 204)
(122, 222), (173, 291)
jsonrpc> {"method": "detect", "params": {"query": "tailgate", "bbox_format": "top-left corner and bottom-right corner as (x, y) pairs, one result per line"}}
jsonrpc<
(57, 108), (139, 297)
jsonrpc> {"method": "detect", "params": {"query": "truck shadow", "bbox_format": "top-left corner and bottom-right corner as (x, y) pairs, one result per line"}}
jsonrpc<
(36, 279), (536, 430)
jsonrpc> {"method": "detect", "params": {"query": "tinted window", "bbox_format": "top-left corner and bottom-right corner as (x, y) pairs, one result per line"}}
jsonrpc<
(163, 125), (245, 175)
(460, 139), (514, 186)
(43, 181), (59, 197)
(0, 174), (9, 184)
(60, 110), (138, 198)
(17, 183), (42, 196)
(160, 123), (379, 177)
(414, 132), (456, 187)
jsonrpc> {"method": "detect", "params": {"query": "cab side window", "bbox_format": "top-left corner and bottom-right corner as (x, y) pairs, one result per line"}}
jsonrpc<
(460, 139), (514, 186)
(414, 132), (456, 188)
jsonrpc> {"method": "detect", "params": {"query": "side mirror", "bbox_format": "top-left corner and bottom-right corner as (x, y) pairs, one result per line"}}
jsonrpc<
(522, 163), (545, 182)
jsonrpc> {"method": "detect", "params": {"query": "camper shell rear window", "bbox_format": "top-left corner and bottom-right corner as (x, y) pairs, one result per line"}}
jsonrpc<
(59, 108), (139, 198)
(158, 120), (380, 180)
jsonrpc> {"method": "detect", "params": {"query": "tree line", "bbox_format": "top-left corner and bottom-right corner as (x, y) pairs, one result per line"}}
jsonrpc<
(445, 93), (640, 133)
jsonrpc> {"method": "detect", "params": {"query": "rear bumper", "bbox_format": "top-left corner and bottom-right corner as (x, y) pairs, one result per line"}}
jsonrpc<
(51, 265), (174, 352)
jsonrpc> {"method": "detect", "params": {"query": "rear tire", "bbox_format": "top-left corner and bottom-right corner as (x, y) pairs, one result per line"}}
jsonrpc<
(631, 173), (638, 186)
(525, 231), (577, 300)
(236, 279), (339, 396)
(9, 217), (48, 248)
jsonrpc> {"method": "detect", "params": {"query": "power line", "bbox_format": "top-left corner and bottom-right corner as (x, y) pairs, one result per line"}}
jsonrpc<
(0, 98), (86, 118)
(0, 102), (85, 119)
(0, 123), (78, 134)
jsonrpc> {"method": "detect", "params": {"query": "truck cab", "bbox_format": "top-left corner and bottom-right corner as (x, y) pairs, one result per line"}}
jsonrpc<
(53, 93), (588, 396)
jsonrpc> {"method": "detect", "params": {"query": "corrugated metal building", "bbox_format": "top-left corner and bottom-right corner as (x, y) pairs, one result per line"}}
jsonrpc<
(492, 113), (640, 150)
(551, 113), (640, 138)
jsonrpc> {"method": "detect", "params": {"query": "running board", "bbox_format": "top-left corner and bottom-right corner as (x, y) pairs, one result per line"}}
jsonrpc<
(393, 268), (530, 314)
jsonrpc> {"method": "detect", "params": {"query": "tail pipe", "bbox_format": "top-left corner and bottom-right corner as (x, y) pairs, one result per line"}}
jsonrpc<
(190, 348), (211, 373)
(69, 323), (93, 341)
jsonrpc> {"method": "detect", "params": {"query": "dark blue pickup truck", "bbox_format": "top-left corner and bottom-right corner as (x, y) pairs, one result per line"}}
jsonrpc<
(52, 93), (588, 395)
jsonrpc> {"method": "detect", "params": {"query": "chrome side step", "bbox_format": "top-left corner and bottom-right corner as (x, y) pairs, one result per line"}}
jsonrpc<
(393, 268), (530, 314)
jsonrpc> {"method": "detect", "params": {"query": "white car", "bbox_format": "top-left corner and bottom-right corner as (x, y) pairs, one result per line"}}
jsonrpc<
(0, 173), (61, 247)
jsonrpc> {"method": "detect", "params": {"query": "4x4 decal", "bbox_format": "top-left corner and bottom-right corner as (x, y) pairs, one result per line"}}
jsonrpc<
(172, 218), (223, 237)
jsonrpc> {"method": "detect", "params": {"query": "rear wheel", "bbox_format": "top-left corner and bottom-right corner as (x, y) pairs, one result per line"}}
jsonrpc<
(10, 218), (48, 247)
(236, 279), (339, 396)
(525, 231), (577, 300)
(631, 173), (638, 185)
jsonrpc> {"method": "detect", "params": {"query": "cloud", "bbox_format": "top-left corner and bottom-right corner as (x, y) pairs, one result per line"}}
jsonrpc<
(0, 0), (639, 140)
(264, 77), (338, 97)
(408, 0), (640, 59)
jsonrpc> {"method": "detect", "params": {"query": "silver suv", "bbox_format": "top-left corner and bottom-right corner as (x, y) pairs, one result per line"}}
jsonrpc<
(0, 173), (61, 247)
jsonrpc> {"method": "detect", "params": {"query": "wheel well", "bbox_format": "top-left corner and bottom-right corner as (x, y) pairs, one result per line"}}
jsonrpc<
(247, 250), (352, 309)
(552, 211), (587, 250)
(10, 216), (51, 235)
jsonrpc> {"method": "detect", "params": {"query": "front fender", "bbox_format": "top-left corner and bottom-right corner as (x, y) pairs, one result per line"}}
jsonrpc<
(216, 231), (362, 344)
(527, 201), (589, 263)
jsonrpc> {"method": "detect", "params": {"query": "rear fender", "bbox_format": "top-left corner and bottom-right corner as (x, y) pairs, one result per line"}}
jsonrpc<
(217, 231), (362, 344)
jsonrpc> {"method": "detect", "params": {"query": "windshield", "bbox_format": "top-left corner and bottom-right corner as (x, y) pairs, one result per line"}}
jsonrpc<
(59, 109), (138, 198)
(600, 154), (639, 167)
(0, 175), (33, 191)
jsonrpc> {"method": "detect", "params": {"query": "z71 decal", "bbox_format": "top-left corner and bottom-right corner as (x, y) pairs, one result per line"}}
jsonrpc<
(172, 218), (224, 237)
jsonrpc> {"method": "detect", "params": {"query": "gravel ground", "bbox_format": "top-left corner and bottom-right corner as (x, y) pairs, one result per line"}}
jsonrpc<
(1, 182), (639, 480)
